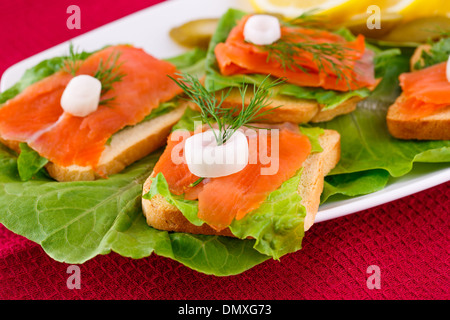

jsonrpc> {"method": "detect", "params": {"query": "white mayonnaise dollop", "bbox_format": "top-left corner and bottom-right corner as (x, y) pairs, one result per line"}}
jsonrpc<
(243, 14), (281, 46)
(184, 129), (249, 178)
(60, 75), (102, 117)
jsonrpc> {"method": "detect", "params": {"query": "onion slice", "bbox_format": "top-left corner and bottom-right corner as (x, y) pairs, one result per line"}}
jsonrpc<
(61, 75), (102, 117)
(243, 14), (281, 46)
(184, 129), (249, 178)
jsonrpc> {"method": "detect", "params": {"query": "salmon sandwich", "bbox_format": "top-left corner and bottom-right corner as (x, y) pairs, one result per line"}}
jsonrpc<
(141, 74), (340, 259)
(387, 39), (450, 140)
(201, 9), (393, 124)
(0, 45), (188, 181)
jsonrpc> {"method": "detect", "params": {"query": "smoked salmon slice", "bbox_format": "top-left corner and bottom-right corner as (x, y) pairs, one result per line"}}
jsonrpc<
(397, 62), (450, 119)
(0, 45), (183, 169)
(214, 15), (376, 92)
(0, 72), (72, 142)
(152, 131), (200, 196)
(152, 127), (312, 231)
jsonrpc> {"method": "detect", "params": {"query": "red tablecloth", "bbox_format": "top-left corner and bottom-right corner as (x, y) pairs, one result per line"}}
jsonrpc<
(0, 0), (449, 300)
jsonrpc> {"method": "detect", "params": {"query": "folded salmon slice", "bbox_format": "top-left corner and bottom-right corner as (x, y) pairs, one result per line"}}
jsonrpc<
(0, 45), (183, 169)
(214, 15), (376, 92)
(153, 127), (311, 231)
(152, 131), (201, 196)
(0, 72), (72, 142)
(397, 62), (450, 119)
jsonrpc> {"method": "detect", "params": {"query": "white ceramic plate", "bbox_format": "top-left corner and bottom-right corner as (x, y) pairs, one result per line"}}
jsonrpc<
(1, 0), (449, 224)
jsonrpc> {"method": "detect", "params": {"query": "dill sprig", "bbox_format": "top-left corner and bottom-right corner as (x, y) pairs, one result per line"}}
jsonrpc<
(189, 177), (205, 187)
(255, 12), (359, 90)
(423, 26), (450, 38)
(62, 43), (83, 76)
(264, 35), (357, 89)
(93, 51), (125, 97)
(62, 44), (126, 106)
(170, 73), (283, 145)
(283, 9), (325, 28)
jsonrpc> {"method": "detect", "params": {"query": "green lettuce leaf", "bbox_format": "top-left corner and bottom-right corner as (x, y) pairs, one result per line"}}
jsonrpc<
(0, 147), (269, 275)
(142, 101), (177, 122)
(143, 169), (306, 260)
(321, 169), (390, 203)
(105, 101), (179, 146)
(17, 143), (48, 181)
(204, 8), (246, 89)
(414, 37), (450, 70)
(171, 106), (202, 132)
(278, 85), (371, 111)
(143, 172), (202, 226)
(165, 47), (207, 76)
(299, 126), (324, 153)
(229, 169), (306, 260)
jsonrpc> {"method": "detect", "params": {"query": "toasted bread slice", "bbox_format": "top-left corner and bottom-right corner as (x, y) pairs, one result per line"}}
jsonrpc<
(186, 88), (361, 124)
(0, 104), (187, 181)
(387, 45), (450, 140)
(141, 129), (341, 236)
(387, 94), (450, 140)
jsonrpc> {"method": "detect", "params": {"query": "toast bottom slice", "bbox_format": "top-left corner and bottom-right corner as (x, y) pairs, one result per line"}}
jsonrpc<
(141, 129), (341, 237)
(186, 88), (361, 124)
(387, 94), (450, 140)
(0, 105), (187, 182)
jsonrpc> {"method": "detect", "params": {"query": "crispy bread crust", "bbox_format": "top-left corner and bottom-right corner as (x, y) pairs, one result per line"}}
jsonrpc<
(386, 45), (450, 140)
(387, 94), (450, 140)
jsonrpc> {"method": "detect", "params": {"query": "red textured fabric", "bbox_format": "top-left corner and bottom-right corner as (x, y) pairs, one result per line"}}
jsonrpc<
(0, 0), (449, 300)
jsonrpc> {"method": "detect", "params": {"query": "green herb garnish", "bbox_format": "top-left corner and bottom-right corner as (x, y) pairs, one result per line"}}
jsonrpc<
(189, 177), (205, 187)
(93, 51), (126, 97)
(62, 43), (84, 76)
(263, 34), (357, 89)
(170, 73), (283, 145)
(283, 9), (324, 28)
(414, 37), (450, 70)
(252, 13), (358, 90)
(62, 43), (126, 106)
(17, 143), (48, 181)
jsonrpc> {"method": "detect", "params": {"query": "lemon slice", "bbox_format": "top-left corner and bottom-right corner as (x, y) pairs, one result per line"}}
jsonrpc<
(343, 12), (402, 38)
(384, 0), (450, 20)
(250, 0), (375, 22)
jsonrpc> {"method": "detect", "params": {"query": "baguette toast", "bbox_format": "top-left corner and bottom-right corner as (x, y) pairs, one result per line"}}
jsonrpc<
(0, 104), (187, 181)
(141, 128), (340, 236)
(387, 94), (450, 140)
(186, 88), (362, 124)
(386, 44), (450, 140)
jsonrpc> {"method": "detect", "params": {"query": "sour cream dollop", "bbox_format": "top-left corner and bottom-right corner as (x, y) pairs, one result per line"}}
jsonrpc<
(61, 75), (102, 117)
(243, 14), (281, 46)
(184, 129), (249, 178)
